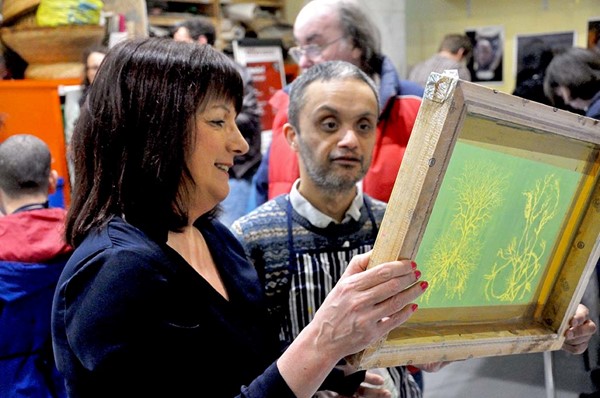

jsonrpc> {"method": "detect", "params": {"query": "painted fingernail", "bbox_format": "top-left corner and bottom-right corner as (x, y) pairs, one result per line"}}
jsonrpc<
(420, 281), (428, 290)
(411, 303), (419, 312)
(411, 261), (417, 270)
(414, 270), (421, 279)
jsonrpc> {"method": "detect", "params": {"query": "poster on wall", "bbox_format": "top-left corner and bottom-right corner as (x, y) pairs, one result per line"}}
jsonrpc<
(466, 26), (504, 83)
(588, 19), (600, 52)
(232, 39), (286, 132)
(514, 32), (575, 82)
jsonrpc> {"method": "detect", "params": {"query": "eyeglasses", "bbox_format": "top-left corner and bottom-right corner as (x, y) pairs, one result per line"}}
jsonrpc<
(288, 36), (346, 63)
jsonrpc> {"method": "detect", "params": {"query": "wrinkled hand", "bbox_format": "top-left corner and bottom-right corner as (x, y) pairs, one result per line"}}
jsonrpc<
(562, 303), (597, 355)
(311, 251), (426, 359)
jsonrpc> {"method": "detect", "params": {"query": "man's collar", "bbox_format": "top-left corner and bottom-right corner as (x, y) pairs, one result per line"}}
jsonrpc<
(289, 179), (363, 228)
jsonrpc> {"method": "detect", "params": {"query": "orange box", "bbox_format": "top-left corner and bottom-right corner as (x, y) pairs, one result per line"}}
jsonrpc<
(0, 78), (79, 207)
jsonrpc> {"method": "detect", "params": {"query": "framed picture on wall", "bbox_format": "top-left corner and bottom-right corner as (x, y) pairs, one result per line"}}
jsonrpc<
(347, 71), (600, 369)
(466, 25), (504, 83)
(588, 19), (600, 52)
(514, 31), (575, 81)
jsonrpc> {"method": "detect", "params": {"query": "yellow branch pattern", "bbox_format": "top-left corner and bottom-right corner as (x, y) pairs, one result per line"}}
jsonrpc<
(422, 160), (508, 302)
(484, 174), (560, 302)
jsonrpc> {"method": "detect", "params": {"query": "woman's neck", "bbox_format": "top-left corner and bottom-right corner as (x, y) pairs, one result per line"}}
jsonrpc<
(167, 225), (229, 300)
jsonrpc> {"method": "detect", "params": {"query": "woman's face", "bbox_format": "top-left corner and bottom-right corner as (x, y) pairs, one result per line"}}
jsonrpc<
(187, 99), (249, 217)
(86, 51), (106, 84)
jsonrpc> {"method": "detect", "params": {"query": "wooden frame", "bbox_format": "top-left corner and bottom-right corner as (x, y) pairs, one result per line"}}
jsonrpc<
(348, 71), (600, 369)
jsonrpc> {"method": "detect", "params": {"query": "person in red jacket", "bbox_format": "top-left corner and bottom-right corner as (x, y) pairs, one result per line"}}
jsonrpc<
(250, 0), (424, 207)
(0, 134), (71, 398)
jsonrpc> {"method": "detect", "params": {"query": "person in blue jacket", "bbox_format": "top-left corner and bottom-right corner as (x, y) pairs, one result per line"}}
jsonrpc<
(0, 134), (71, 398)
(51, 37), (426, 398)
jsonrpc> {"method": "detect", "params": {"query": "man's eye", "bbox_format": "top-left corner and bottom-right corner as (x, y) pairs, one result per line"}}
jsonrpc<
(357, 120), (375, 134)
(305, 45), (321, 56)
(358, 122), (372, 131)
(321, 120), (338, 131)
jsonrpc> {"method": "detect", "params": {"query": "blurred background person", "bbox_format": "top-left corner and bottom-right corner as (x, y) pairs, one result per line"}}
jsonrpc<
(80, 44), (108, 105)
(0, 134), (71, 398)
(408, 33), (472, 87)
(544, 46), (600, 119)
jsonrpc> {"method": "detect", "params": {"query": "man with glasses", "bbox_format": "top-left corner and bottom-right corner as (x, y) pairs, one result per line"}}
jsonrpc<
(249, 0), (424, 211)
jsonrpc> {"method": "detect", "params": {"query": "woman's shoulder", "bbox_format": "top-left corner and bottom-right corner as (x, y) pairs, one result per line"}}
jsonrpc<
(65, 217), (169, 282)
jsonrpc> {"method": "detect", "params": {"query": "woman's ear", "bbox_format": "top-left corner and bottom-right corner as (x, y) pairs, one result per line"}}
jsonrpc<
(283, 123), (298, 152)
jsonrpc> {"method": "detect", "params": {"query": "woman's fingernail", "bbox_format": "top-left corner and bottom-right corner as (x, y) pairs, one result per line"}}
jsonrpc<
(411, 303), (419, 312)
(411, 261), (417, 270)
(414, 270), (421, 279)
(420, 281), (428, 290)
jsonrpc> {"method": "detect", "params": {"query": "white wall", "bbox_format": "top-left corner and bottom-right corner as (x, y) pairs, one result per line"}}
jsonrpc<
(359, 0), (408, 78)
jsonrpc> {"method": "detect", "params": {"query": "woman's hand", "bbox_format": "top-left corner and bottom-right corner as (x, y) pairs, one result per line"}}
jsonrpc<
(278, 251), (426, 398)
(311, 251), (426, 359)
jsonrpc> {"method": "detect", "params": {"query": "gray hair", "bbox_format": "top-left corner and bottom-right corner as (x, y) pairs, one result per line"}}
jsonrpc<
(288, 60), (380, 130)
(331, 0), (382, 76)
(0, 134), (51, 197)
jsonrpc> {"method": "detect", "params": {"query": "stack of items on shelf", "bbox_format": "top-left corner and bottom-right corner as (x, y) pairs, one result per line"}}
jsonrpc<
(146, 1), (292, 56)
(222, 2), (292, 54)
(0, 0), (105, 79)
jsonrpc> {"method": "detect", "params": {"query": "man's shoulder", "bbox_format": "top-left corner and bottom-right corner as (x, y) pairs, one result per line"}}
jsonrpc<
(397, 79), (425, 98)
(231, 196), (289, 237)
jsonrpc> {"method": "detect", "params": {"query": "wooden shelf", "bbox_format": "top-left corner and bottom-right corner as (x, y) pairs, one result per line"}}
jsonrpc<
(148, 12), (208, 27)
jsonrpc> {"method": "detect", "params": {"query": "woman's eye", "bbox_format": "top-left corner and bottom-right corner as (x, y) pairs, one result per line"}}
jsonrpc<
(210, 120), (226, 127)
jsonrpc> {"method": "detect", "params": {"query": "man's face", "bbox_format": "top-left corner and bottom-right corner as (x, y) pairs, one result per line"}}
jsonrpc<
(292, 78), (378, 194)
(292, 4), (361, 70)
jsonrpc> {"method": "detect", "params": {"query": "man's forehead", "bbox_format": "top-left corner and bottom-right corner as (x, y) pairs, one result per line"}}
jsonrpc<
(303, 79), (378, 111)
(294, 7), (340, 42)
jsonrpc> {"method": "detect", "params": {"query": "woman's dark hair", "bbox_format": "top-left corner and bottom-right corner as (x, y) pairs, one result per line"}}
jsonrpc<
(543, 47), (600, 105)
(67, 37), (243, 246)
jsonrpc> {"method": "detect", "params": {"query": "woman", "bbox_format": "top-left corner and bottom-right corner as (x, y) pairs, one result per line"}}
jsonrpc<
(80, 44), (108, 105)
(51, 38), (425, 397)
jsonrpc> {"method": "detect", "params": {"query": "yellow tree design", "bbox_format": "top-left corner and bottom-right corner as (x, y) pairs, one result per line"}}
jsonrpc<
(484, 174), (560, 302)
(422, 160), (508, 302)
